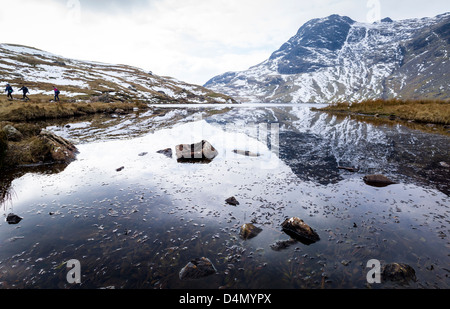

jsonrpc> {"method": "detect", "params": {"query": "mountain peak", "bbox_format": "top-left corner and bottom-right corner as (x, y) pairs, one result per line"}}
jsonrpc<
(269, 14), (355, 74)
(205, 12), (450, 103)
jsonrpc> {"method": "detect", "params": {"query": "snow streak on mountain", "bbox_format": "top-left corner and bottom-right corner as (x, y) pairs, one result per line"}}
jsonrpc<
(205, 13), (450, 103)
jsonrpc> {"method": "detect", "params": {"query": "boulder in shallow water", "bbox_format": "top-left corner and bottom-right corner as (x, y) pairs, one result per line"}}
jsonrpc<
(175, 140), (218, 163)
(179, 257), (217, 280)
(281, 217), (320, 245)
(363, 174), (396, 187)
(239, 223), (262, 240)
(381, 263), (416, 283)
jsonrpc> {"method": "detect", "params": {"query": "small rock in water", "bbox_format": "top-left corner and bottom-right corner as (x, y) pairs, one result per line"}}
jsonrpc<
(341, 260), (351, 266)
(381, 263), (416, 283)
(6, 213), (23, 224)
(239, 223), (262, 240)
(439, 161), (449, 168)
(156, 148), (172, 158)
(225, 196), (239, 206)
(281, 217), (320, 245)
(179, 257), (217, 280)
(270, 239), (297, 251)
(338, 166), (358, 172)
(363, 174), (396, 187)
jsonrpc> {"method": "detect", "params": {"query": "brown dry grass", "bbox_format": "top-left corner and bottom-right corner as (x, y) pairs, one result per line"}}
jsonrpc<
(320, 99), (450, 125)
(0, 94), (148, 122)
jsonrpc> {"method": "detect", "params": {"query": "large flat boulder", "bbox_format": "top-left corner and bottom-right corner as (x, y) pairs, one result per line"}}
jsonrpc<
(175, 140), (218, 163)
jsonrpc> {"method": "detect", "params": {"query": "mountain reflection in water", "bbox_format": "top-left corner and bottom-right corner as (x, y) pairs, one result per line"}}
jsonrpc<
(0, 104), (448, 289)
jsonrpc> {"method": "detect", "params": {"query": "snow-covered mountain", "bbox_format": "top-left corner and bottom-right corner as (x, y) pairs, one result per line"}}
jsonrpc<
(0, 44), (236, 104)
(205, 13), (450, 103)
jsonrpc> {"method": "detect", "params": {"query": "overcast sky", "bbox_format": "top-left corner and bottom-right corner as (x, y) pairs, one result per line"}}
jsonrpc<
(1, 0), (449, 85)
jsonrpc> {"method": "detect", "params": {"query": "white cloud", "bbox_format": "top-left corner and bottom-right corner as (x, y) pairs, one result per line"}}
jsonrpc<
(1, 0), (448, 85)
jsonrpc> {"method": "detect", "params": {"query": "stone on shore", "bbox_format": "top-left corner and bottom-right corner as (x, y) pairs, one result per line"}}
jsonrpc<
(2, 125), (23, 142)
(39, 130), (78, 163)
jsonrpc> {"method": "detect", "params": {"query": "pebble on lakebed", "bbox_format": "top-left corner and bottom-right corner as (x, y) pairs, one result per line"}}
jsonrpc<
(179, 257), (217, 280)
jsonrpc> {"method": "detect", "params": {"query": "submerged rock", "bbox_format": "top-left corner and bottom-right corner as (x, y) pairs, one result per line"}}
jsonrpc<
(239, 223), (262, 240)
(363, 174), (396, 187)
(6, 213), (22, 224)
(179, 257), (217, 280)
(381, 263), (416, 283)
(270, 239), (298, 251)
(175, 140), (218, 163)
(225, 196), (239, 206)
(156, 148), (172, 158)
(281, 217), (320, 245)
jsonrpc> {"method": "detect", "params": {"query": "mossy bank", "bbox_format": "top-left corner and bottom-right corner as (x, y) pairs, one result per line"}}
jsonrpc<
(0, 121), (78, 171)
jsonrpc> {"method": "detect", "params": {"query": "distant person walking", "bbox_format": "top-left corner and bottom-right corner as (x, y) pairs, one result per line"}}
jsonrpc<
(53, 86), (60, 102)
(19, 85), (30, 101)
(5, 84), (13, 100)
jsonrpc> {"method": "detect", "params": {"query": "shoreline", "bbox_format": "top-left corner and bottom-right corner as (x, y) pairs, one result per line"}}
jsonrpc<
(315, 99), (450, 125)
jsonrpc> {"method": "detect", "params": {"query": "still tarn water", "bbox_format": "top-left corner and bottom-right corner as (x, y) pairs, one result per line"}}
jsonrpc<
(0, 104), (448, 289)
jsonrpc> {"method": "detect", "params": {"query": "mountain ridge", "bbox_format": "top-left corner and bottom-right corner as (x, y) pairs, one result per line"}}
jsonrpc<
(205, 12), (450, 103)
(0, 43), (236, 105)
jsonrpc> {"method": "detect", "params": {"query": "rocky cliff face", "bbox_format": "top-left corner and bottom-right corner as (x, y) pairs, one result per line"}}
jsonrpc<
(205, 13), (450, 103)
(0, 44), (236, 104)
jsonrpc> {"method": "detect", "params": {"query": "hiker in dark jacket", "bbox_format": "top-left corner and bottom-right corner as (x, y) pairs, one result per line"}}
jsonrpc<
(5, 84), (13, 100)
(53, 86), (60, 102)
(19, 85), (30, 101)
